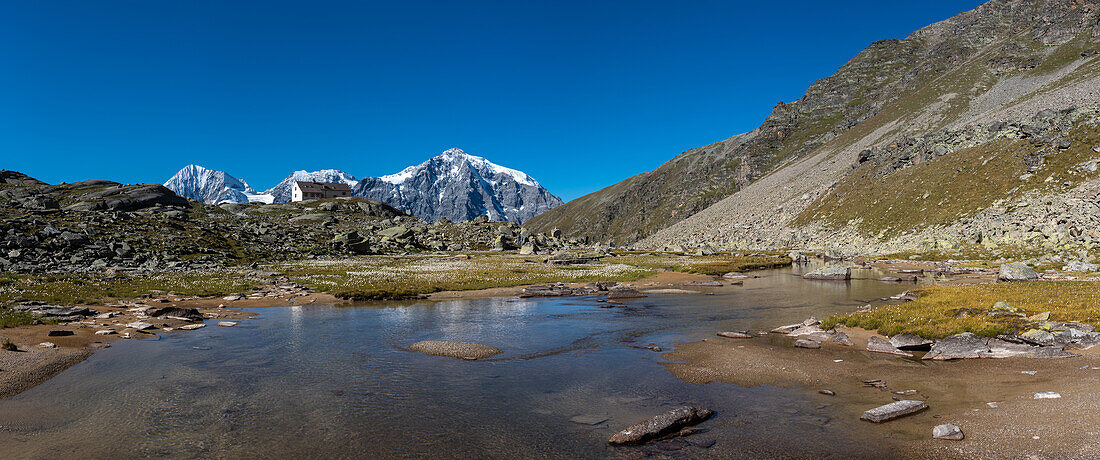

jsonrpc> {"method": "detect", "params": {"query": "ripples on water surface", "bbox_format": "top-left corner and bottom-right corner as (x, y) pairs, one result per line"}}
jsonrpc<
(0, 266), (912, 458)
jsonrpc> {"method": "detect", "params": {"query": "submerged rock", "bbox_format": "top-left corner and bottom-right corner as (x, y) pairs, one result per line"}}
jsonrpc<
(860, 400), (928, 423)
(608, 406), (714, 445)
(409, 340), (502, 360)
(998, 262), (1038, 281)
(933, 424), (964, 440)
(802, 266), (851, 281)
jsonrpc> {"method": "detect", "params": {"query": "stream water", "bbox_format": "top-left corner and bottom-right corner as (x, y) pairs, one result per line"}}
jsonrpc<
(0, 265), (913, 458)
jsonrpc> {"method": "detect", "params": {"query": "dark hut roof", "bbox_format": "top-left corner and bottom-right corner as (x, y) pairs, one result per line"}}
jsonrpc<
(295, 181), (351, 193)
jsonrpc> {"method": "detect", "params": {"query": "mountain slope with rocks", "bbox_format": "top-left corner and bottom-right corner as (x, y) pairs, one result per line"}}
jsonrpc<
(640, 0), (1100, 259)
(353, 148), (563, 223)
(531, 0), (1100, 250)
(164, 165), (273, 205)
(264, 169), (359, 203)
(0, 171), (571, 273)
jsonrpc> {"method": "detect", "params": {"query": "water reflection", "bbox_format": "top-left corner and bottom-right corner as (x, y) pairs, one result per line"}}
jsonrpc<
(0, 265), (914, 459)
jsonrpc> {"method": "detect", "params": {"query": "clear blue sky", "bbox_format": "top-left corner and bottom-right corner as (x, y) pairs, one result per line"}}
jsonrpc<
(1, 0), (985, 201)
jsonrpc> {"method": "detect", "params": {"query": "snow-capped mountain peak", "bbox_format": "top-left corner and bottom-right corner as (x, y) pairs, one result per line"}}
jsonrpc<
(379, 148), (538, 188)
(164, 164), (270, 204)
(356, 148), (562, 223)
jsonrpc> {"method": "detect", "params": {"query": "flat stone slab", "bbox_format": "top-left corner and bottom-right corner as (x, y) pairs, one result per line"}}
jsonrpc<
(794, 339), (821, 349)
(867, 336), (913, 357)
(923, 333), (988, 360)
(608, 406), (713, 445)
(716, 331), (754, 339)
(860, 400), (928, 423)
(125, 321), (155, 330)
(409, 340), (502, 360)
(890, 334), (933, 350)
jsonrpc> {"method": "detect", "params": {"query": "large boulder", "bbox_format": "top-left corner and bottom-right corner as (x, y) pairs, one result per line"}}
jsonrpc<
(803, 266), (851, 280)
(998, 262), (1038, 281)
(608, 406), (713, 445)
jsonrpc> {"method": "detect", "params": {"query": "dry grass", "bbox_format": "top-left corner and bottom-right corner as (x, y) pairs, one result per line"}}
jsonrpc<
(0, 271), (259, 306)
(280, 254), (653, 300)
(822, 281), (1100, 338)
(603, 253), (791, 276)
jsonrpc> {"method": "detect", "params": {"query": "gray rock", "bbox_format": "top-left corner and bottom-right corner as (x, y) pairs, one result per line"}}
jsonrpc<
(787, 325), (825, 337)
(860, 400), (928, 423)
(923, 333), (989, 360)
(11, 305), (97, 321)
(984, 338), (1038, 358)
(607, 285), (646, 299)
(933, 423), (964, 440)
(125, 321), (155, 330)
(716, 331), (754, 339)
(867, 335), (913, 357)
(608, 406), (714, 445)
(1018, 328), (1057, 346)
(802, 266), (851, 280)
(794, 339), (821, 349)
(788, 252), (810, 264)
(890, 334), (933, 351)
(998, 262), (1038, 281)
(1062, 261), (1099, 272)
(149, 306), (204, 322)
(409, 340), (502, 360)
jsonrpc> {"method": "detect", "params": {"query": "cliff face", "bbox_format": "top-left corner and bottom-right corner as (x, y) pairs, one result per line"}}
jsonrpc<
(639, 0), (1100, 258)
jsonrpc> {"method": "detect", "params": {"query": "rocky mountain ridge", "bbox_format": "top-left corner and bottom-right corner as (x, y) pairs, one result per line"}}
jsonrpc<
(0, 171), (574, 273)
(533, 0), (1100, 259)
(640, 0), (1100, 258)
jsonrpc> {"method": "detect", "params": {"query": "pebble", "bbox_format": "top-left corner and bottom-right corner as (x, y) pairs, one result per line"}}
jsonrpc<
(819, 389), (835, 396)
(1034, 392), (1061, 399)
(218, 321), (239, 327)
(37, 342), (57, 348)
(1022, 370), (1037, 375)
(94, 329), (116, 335)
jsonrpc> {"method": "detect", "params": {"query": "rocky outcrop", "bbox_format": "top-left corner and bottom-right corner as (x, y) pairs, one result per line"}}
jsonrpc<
(608, 406), (713, 445)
